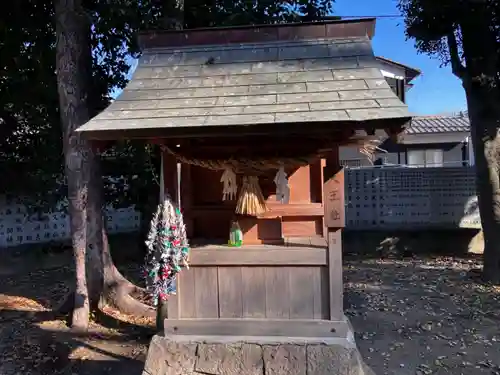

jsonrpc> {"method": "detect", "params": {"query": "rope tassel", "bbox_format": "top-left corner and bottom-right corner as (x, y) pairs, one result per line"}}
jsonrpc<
(235, 176), (267, 216)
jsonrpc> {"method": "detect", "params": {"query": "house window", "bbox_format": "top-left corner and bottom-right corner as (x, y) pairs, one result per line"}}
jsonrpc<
(385, 77), (405, 103)
(407, 149), (444, 167)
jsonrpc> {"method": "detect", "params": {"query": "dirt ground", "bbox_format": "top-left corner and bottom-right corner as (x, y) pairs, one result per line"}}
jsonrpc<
(0, 238), (499, 375)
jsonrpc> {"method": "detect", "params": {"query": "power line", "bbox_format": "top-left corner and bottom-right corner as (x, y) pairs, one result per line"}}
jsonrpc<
(337, 15), (404, 19)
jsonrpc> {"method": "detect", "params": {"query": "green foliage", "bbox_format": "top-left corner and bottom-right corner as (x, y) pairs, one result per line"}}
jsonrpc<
(85, 0), (165, 112)
(398, 0), (450, 61)
(398, 0), (500, 79)
(0, 0), (335, 214)
(101, 142), (161, 211)
(183, 0), (334, 27)
(0, 0), (160, 211)
(0, 1), (62, 210)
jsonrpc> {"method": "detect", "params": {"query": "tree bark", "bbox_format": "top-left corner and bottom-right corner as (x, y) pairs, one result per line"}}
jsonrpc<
(55, 0), (154, 328)
(101, 228), (155, 318)
(86, 149), (105, 309)
(466, 85), (500, 284)
(54, 0), (95, 331)
(460, 12), (500, 284)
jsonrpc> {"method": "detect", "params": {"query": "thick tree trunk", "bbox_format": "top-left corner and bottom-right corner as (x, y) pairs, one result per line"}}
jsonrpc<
(466, 85), (500, 284)
(87, 144), (152, 317)
(55, 0), (153, 328)
(458, 6), (500, 284)
(86, 150), (105, 308)
(54, 0), (96, 331)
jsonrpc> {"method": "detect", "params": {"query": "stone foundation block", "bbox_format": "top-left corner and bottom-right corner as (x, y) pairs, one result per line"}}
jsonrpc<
(195, 343), (263, 375)
(142, 336), (375, 375)
(143, 336), (197, 375)
(263, 344), (306, 375)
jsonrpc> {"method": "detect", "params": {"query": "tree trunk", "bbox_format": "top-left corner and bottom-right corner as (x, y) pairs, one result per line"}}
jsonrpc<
(86, 149), (105, 308)
(55, 0), (154, 328)
(87, 145), (152, 318)
(466, 85), (500, 284)
(54, 0), (96, 330)
(458, 5), (500, 284)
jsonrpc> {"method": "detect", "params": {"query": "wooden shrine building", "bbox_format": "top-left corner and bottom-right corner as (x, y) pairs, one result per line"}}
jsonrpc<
(78, 18), (410, 340)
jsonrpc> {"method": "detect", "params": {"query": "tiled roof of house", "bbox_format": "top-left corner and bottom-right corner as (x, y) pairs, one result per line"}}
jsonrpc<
(405, 115), (470, 134)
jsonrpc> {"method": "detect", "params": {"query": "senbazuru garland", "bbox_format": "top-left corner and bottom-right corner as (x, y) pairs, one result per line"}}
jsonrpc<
(144, 197), (190, 305)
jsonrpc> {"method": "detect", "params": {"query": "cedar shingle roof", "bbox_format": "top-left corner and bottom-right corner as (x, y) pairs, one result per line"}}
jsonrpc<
(405, 115), (470, 134)
(76, 21), (410, 138)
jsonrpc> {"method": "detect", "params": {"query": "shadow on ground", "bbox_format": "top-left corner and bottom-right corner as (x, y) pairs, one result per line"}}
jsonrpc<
(343, 228), (481, 259)
(0, 233), (146, 311)
(0, 308), (152, 375)
(0, 229), (498, 375)
(0, 233), (154, 375)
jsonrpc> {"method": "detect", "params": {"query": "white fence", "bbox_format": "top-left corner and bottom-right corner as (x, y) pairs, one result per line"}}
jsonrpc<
(0, 202), (140, 248)
(0, 167), (480, 247)
(345, 166), (480, 230)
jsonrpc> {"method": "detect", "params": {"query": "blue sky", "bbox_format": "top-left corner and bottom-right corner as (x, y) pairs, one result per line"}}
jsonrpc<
(118, 0), (467, 115)
(334, 0), (467, 115)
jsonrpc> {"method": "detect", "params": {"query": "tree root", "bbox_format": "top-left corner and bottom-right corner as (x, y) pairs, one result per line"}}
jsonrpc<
(54, 291), (92, 331)
(71, 291), (91, 332)
(57, 222), (155, 323)
(57, 280), (154, 322)
(56, 261), (154, 322)
(101, 254), (154, 318)
(102, 276), (155, 318)
(109, 265), (147, 295)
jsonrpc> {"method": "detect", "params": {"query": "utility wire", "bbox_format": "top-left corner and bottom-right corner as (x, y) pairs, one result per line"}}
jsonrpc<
(330, 15), (405, 19)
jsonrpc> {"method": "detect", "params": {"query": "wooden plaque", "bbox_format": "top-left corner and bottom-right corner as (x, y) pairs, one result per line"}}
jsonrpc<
(323, 168), (345, 228)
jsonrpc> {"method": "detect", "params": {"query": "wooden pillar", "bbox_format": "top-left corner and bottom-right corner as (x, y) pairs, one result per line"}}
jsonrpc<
(323, 147), (345, 321)
(162, 151), (178, 200)
(180, 163), (194, 238)
(158, 150), (180, 327)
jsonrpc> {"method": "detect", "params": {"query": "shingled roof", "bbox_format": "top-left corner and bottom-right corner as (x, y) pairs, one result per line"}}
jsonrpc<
(77, 20), (410, 139)
(406, 115), (470, 135)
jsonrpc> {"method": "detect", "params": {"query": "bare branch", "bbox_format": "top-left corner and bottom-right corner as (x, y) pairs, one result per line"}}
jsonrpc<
(358, 138), (387, 165)
(447, 31), (466, 79)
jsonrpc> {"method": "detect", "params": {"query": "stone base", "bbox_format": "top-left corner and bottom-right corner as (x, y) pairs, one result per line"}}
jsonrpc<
(142, 325), (374, 375)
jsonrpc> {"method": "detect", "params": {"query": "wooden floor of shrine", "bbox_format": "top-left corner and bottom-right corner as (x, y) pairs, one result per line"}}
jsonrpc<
(167, 234), (339, 327)
(187, 237), (328, 266)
